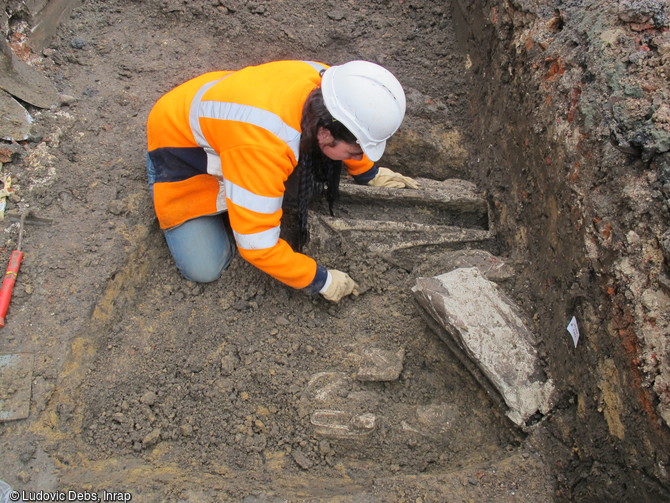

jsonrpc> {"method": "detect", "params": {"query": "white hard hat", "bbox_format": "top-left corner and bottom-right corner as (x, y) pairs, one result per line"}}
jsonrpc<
(321, 61), (406, 162)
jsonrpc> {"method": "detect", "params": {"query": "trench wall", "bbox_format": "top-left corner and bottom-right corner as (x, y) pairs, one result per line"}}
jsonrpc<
(1, 0), (81, 51)
(452, 0), (670, 499)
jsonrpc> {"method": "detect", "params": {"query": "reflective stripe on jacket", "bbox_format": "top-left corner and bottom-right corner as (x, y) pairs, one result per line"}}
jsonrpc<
(146, 60), (374, 290)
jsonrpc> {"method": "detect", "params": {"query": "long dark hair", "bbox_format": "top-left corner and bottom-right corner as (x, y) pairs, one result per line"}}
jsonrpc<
(295, 87), (357, 252)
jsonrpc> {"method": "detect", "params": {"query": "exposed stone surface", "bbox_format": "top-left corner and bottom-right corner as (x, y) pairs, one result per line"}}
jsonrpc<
(0, 37), (58, 109)
(309, 176), (492, 270)
(414, 249), (515, 282)
(0, 90), (32, 140)
(413, 267), (555, 428)
(310, 410), (377, 439)
(355, 348), (405, 382)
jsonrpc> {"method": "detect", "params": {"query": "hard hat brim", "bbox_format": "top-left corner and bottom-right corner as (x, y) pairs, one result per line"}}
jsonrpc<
(361, 140), (385, 163)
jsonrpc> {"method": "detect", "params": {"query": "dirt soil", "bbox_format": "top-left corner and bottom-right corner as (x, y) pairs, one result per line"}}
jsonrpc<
(0, 0), (668, 502)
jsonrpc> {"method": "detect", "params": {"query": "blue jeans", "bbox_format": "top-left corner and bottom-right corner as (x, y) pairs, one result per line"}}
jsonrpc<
(147, 154), (235, 283)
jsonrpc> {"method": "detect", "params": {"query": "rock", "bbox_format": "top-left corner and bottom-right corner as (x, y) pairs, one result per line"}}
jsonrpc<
(304, 372), (351, 401)
(355, 348), (405, 382)
(243, 433), (267, 453)
(59, 94), (77, 106)
(0, 89), (32, 141)
(0, 38), (58, 109)
(139, 390), (157, 406)
(414, 249), (515, 282)
(0, 142), (22, 162)
(310, 177), (492, 270)
(233, 299), (248, 311)
(413, 267), (555, 429)
(26, 0), (84, 52)
(56, 403), (74, 421)
(350, 413), (376, 431)
(142, 428), (161, 447)
(107, 199), (127, 215)
(291, 450), (313, 470)
(18, 444), (36, 464)
(326, 10), (346, 21)
(70, 37), (87, 49)
(0, 353), (34, 422)
(617, 0), (669, 27)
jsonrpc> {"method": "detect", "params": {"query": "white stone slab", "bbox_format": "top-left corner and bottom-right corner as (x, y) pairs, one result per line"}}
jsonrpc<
(412, 267), (555, 428)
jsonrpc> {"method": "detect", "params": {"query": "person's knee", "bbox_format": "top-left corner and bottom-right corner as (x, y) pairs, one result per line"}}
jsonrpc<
(178, 262), (224, 283)
(176, 245), (234, 283)
(164, 215), (235, 283)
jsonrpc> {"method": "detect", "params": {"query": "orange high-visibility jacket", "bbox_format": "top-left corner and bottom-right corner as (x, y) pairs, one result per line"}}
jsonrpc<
(146, 60), (376, 291)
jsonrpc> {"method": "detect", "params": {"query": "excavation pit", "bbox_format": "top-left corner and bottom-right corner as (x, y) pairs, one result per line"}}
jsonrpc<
(0, 0), (669, 501)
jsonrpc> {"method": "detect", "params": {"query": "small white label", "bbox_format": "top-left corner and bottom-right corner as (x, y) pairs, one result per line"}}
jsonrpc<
(567, 316), (580, 347)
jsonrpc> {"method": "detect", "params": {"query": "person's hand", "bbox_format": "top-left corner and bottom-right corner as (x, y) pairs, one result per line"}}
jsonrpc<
(320, 269), (360, 302)
(368, 167), (419, 189)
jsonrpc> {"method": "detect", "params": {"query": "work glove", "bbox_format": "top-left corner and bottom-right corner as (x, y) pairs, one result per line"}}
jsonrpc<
(320, 269), (360, 303)
(368, 167), (419, 189)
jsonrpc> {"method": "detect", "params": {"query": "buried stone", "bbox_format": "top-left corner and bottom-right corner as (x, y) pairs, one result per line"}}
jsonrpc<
(355, 348), (405, 382)
(412, 267), (555, 429)
(310, 409), (377, 439)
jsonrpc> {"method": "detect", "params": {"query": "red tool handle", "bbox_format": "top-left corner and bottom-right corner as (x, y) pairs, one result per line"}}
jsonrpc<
(0, 250), (24, 327)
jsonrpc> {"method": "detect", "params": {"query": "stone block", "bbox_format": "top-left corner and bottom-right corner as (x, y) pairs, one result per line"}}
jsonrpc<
(0, 37), (58, 109)
(355, 348), (405, 382)
(412, 267), (555, 428)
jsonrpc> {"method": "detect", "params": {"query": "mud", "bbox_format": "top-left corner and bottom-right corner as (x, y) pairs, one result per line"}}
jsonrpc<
(0, 0), (668, 502)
